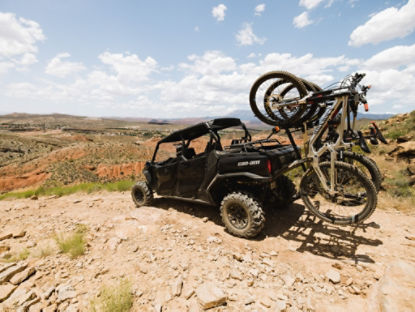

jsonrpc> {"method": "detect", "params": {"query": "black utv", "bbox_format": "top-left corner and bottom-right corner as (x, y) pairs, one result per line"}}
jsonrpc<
(131, 118), (298, 238)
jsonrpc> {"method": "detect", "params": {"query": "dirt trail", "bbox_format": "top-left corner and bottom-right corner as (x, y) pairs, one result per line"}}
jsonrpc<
(0, 192), (414, 311)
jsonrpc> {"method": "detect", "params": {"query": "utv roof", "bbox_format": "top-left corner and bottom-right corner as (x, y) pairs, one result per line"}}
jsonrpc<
(159, 118), (243, 143)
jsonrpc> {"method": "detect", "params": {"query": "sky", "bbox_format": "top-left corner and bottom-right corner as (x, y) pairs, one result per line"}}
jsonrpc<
(0, 0), (415, 118)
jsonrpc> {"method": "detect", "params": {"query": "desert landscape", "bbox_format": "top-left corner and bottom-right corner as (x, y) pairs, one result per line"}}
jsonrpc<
(0, 112), (414, 311)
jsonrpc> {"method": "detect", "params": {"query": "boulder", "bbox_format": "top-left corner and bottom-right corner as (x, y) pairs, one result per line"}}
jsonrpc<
(326, 269), (341, 284)
(389, 142), (415, 160)
(196, 283), (226, 309)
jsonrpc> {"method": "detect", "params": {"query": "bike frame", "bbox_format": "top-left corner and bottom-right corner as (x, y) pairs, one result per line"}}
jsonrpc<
(307, 94), (352, 194)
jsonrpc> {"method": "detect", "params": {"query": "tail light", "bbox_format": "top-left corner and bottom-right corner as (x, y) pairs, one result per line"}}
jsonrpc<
(267, 159), (272, 174)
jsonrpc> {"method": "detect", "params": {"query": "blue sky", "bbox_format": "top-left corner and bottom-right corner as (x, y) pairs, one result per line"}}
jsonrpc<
(1, 0), (415, 118)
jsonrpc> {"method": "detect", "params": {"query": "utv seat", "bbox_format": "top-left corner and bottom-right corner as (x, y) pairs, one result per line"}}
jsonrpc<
(183, 147), (196, 159)
(204, 141), (222, 153)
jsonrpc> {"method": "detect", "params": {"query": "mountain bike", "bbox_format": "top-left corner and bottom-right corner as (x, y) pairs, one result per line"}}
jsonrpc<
(250, 72), (379, 225)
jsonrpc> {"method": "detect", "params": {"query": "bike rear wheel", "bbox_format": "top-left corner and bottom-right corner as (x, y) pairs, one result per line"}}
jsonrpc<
(249, 71), (308, 127)
(340, 151), (382, 192)
(269, 79), (319, 127)
(300, 161), (377, 225)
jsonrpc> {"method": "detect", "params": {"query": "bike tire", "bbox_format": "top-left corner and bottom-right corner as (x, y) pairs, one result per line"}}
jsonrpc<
(323, 151), (382, 193)
(341, 151), (382, 192)
(249, 71), (308, 127)
(300, 161), (377, 225)
(267, 79), (318, 127)
(304, 81), (327, 127)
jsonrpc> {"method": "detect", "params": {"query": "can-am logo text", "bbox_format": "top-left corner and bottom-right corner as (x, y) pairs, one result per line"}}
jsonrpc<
(237, 160), (260, 166)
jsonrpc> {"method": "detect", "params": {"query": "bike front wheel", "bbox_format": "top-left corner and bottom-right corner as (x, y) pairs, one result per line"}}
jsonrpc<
(300, 161), (377, 225)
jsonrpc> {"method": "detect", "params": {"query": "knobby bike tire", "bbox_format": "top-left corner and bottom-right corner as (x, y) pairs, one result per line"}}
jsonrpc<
(300, 161), (377, 225)
(249, 71), (308, 127)
(341, 151), (382, 192)
(268, 79), (318, 127)
(323, 151), (382, 193)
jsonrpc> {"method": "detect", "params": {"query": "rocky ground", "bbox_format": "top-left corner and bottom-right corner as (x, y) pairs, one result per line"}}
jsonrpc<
(0, 192), (414, 311)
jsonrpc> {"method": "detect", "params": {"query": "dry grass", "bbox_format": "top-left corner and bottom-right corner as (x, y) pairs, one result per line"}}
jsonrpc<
(89, 279), (133, 312)
(1, 248), (30, 263)
(33, 243), (55, 258)
(55, 224), (88, 259)
(376, 192), (415, 212)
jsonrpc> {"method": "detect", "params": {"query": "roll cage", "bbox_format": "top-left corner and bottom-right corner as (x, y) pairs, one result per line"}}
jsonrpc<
(150, 118), (251, 162)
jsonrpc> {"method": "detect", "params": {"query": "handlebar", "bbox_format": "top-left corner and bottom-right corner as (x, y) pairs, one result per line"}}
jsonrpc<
(350, 73), (365, 89)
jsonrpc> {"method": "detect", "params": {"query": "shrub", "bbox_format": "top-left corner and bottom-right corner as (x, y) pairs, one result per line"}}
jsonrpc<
(55, 225), (87, 258)
(90, 279), (133, 312)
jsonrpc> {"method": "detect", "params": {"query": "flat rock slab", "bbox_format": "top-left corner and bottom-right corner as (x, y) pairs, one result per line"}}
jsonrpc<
(56, 284), (77, 303)
(0, 245), (10, 253)
(196, 282), (226, 310)
(378, 260), (415, 312)
(0, 263), (16, 274)
(0, 233), (12, 241)
(10, 267), (36, 285)
(0, 228), (26, 240)
(0, 262), (28, 283)
(0, 284), (18, 302)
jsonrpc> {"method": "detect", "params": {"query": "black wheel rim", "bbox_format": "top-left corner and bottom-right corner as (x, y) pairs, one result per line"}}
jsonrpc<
(133, 188), (144, 203)
(227, 204), (248, 229)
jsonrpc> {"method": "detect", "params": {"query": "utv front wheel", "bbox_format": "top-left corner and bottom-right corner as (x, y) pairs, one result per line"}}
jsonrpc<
(220, 193), (265, 238)
(131, 181), (153, 207)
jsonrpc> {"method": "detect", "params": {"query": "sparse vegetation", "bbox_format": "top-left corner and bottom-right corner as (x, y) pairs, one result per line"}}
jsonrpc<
(35, 244), (55, 258)
(55, 224), (88, 258)
(89, 279), (133, 312)
(385, 170), (414, 198)
(0, 180), (136, 200)
(2, 248), (30, 262)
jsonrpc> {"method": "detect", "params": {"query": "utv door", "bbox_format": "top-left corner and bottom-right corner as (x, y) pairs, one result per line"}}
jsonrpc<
(176, 155), (207, 198)
(153, 160), (178, 196)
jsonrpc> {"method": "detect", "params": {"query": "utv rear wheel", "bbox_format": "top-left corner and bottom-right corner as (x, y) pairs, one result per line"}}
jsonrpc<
(131, 181), (153, 207)
(220, 193), (265, 238)
(275, 175), (298, 207)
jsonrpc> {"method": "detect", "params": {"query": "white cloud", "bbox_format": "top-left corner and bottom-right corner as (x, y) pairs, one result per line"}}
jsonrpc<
(212, 4), (227, 22)
(349, 0), (415, 46)
(0, 62), (14, 75)
(236, 23), (266, 46)
(45, 53), (86, 78)
(4, 45), (415, 117)
(299, 0), (324, 10)
(180, 51), (236, 75)
(0, 12), (45, 74)
(194, 26), (199, 32)
(293, 12), (313, 28)
(98, 52), (157, 83)
(254, 4), (266, 16)
(365, 44), (415, 69)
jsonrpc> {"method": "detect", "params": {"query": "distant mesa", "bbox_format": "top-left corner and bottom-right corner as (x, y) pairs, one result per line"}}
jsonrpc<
(148, 119), (170, 125)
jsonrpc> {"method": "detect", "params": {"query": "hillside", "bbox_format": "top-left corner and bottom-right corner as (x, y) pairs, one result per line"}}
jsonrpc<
(0, 112), (414, 311)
